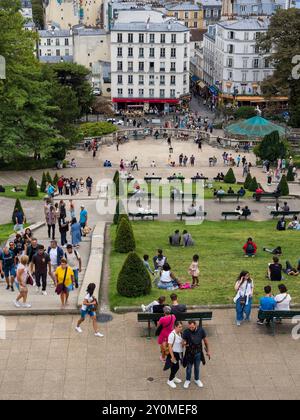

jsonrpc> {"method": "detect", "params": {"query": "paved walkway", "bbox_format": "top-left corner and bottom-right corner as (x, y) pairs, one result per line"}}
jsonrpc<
(0, 310), (300, 400)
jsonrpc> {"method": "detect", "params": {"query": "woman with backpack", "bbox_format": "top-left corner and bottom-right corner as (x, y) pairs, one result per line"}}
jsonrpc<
(243, 238), (257, 257)
(76, 283), (104, 337)
(234, 271), (254, 326)
(156, 306), (176, 362)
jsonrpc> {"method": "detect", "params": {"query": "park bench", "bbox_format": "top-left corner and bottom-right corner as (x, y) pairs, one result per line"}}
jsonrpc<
(270, 211), (300, 219)
(167, 177), (185, 182)
(216, 193), (241, 203)
(213, 177), (224, 182)
(137, 311), (213, 338)
(258, 310), (300, 335)
(253, 192), (280, 202)
(177, 211), (207, 221)
(222, 211), (251, 220)
(128, 212), (158, 221)
(191, 177), (208, 182)
(144, 177), (162, 182)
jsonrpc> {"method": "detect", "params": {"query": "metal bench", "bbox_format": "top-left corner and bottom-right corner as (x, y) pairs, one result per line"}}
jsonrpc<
(216, 193), (241, 203)
(253, 193), (280, 201)
(258, 310), (300, 335)
(177, 212), (207, 221)
(270, 211), (300, 219)
(128, 213), (158, 221)
(222, 211), (251, 220)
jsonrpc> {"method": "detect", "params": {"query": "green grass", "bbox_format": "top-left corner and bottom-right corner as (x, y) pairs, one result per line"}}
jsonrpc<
(0, 185), (44, 200)
(0, 224), (18, 244)
(109, 220), (300, 308)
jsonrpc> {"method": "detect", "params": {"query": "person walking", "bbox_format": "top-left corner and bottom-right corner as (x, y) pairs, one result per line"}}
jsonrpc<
(59, 218), (69, 247)
(14, 255), (31, 308)
(31, 245), (51, 296)
(164, 321), (184, 389)
(57, 177), (64, 195)
(75, 283), (104, 337)
(69, 200), (75, 220)
(55, 258), (74, 308)
(45, 205), (57, 240)
(79, 205), (88, 233)
(188, 255), (200, 288)
(86, 176), (93, 197)
(47, 240), (64, 287)
(0, 246), (17, 292)
(234, 271), (254, 326)
(71, 217), (82, 247)
(65, 244), (82, 289)
(156, 306), (176, 362)
(182, 320), (211, 389)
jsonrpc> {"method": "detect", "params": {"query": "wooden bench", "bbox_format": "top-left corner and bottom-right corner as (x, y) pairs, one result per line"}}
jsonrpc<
(216, 193), (241, 203)
(177, 211), (207, 221)
(258, 310), (300, 335)
(222, 211), (251, 220)
(253, 193), (280, 202)
(270, 211), (300, 219)
(128, 212), (158, 221)
(137, 311), (213, 337)
(168, 177), (185, 182)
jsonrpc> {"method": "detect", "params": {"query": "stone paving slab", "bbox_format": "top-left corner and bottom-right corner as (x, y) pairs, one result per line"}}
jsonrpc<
(0, 310), (299, 400)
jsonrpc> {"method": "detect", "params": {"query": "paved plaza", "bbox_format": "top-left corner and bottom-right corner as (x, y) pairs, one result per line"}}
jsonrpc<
(0, 311), (300, 400)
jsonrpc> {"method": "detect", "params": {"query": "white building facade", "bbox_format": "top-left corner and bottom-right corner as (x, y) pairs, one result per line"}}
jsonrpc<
(110, 12), (190, 112)
(38, 29), (73, 63)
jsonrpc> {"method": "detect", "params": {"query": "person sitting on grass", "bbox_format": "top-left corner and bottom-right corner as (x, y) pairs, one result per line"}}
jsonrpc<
(283, 261), (299, 276)
(169, 230), (181, 247)
(263, 246), (282, 255)
(276, 216), (286, 231)
(243, 238), (257, 257)
(287, 216), (299, 230)
(268, 256), (283, 281)
(182, 230), (194, 247)
(143, 255), (154, 275)
(141, 296), (166, 313)
(157, 263), (182, 290)
(257, 285), (276, 325)
(153, 249), (167, 272)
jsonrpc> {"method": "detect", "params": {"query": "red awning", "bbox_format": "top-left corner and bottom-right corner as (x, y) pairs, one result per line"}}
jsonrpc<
(112, 98), (179, 104)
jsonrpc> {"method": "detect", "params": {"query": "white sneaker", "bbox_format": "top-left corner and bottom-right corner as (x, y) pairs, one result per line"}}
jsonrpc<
(194, 380), (204, 388)
(22, 303), (32, 308)
(173, 377), (182, 384)
(183, 380), (190, 389)
(95, 332), (104, 337)
(14, 300), (21, 308)
(42, 291), (47, 296)
(141, 304), (146, 312)
(236, 321), (241, 326)
(167, 380), (176, 389)
(75, 327), (83, 333)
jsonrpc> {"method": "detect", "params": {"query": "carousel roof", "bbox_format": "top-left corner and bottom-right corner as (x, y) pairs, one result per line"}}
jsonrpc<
(225, 116), (286, 138)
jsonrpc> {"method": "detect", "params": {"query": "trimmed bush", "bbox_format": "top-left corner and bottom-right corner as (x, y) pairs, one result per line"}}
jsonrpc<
(244, 173), (252, 190)
(12, 198), (25, 224)
(113, 200), (125, 225)
(40, 172), (47, 193)
(113, 171), (124, 197)
(53, 173), (59, 186)
(224, 168), (236, 184)
(26, 177), (39, 197)
(115, 217), (135, 253)
(118, 213), (130, 226)
(248, 176), (259, 192)
(287, 166), (295, 182)
(117, 252), (151, 297)
(46, 172), (53, 184)
(278, 175), (289, 196)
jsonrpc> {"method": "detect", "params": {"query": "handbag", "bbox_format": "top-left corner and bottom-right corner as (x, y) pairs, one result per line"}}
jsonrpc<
(26, 272), (34, 286)
(55, 268), (68, 295)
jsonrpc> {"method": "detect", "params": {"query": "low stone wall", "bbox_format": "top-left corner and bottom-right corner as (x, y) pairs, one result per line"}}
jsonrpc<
(77, 221), (106, 308)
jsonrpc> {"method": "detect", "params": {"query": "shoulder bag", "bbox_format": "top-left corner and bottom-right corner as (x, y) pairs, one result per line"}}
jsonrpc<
(55, 268), (68, 295)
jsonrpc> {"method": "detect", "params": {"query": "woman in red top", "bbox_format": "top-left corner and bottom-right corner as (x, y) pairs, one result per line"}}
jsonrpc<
(243, 237), (257, 257)
(157, 306), (176, 362)
(57, 177), (64, 195)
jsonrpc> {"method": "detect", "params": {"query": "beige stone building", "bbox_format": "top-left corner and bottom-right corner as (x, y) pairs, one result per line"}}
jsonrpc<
(165, 2), (204, 30)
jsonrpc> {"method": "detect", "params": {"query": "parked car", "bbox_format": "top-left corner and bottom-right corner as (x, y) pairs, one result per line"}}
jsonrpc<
(93, 88), (101, 96)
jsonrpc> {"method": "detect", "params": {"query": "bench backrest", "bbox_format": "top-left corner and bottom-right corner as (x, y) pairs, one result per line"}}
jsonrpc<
(258, 310), (300, 318)
(137, 312), (213, 322)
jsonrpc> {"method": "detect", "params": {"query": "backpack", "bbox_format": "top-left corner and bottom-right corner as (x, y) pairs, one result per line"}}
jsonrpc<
(65, 250), (79, 262)
(246, 243), (255, 254)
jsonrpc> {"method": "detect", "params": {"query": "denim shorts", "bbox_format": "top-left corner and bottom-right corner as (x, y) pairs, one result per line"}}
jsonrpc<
(80, 309), (96, 319)
(4, 266), (16, 278)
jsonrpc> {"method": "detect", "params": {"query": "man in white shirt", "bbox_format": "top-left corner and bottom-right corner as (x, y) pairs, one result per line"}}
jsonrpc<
(47, 240), (64, 286)
(65, 244), (82, 288)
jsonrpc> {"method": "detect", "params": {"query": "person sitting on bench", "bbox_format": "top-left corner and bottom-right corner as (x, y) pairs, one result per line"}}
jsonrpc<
(187, 203), (196, 215)
(217, 187), (225, 196)
(255, 186), (264, 196)
(263, 246), (282, 255)
(169, 230), (181, 247)
(141, 296), (166, 313)
(268, 256), (283, 281)
(282, 202), (290, 212)
(276, 217), (286, 231)
(170, 293), (187, 314)
(243, 238), (257, 257)
(242, 206), (251, 217)
(237, 187), (246, 197)
(275, 284), (291, 312)
(257, 285), (276, 325)
(283, 261), (299, 276)
(157, 263), (182, 290)
(227, 187), (235, 195)
(153, 249), (168, 272)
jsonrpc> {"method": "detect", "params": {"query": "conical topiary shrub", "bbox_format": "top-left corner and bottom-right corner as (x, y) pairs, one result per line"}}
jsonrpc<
(53, 173), (59, 186)
(113, 200), (125, 225)
(115, 217), (135, 253)
(26, 177), (39, 197)
(46, 172), (53, 184)
(118, 213), (130, 225)
(224, 168), (236, 184)
(248, 176), (259, 192)
(12, 198), (25, 224)
(244, 173), (252, 190)
(278, 174), (289, 196)
(117, 252), (151, 297)
(286, 166), (295, 182)
(40, 172), (47, 193)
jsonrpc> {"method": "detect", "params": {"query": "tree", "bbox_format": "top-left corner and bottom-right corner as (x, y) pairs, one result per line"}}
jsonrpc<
(286, 166), (295, 182)
(26, 176), (39, 197)
(113, 200), (125, 225)
(12, 198), (25, 224)
(46, 172), (53, 184)
(118, 213), (130, 226)
(117, 252), (151, 297)
(31, 0), (44, 29)
(278, 175), (289, 196)
(248, 177), (259, 192)
(40, 172), (47, 193)
(244, 173), (252, 190)
(254, 131), (288, 162)
(257, 9), (300, 127)
(234, 106), (256, 120)
(53, 173), (59, 186)
(115, 218), (135, 253)
(80, 122), (117, 138)
(223, 168), (236, 184)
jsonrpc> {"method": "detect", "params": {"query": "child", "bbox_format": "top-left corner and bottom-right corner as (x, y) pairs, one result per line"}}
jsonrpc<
(76, 283), (104, 337)
(188, 255), (200, 287)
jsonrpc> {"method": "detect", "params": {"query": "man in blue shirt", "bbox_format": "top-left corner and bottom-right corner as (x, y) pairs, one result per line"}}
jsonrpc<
(79, 205), (88, 235)
(257, 285), (276, 325)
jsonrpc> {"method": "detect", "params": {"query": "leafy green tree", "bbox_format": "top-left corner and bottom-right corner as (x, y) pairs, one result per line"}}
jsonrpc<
(257, 9), (300, 127)
(115, 218), (135, 253)
(248, 177), (259, 192)
(234, 106), (256, 120)
(224, 168), (236, 184)
(26, 176), (39, 197)
(117, 252), (151, 297)
(12, 198), (25, 224)
(254, 131), (288, 162)
(80, 122), (117, 138)
(31, 0), (44, 29)
(278, 175), (289, 196)
(244, 173), (252, 190)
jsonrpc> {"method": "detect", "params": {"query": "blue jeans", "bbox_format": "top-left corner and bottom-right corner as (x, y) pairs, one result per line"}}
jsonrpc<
(236, 297), (252, 322)
(186, 352), (201, 381)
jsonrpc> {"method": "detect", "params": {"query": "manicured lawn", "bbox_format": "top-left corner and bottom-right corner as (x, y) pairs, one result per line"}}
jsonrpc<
(0, 185), (44, 200)
(109, 220), (300, 309)
(0, 224), (18, 245)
